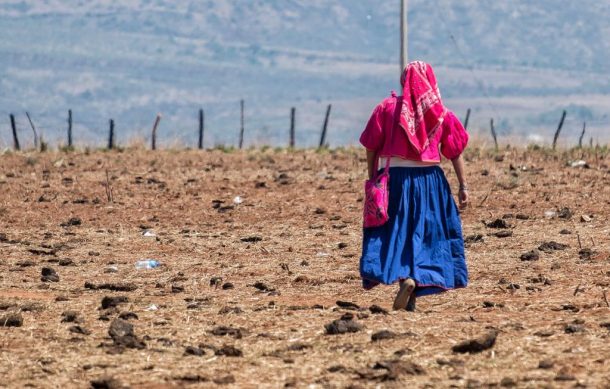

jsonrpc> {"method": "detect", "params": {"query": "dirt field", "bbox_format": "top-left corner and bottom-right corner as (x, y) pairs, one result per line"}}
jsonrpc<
(0, 146), (609, 389)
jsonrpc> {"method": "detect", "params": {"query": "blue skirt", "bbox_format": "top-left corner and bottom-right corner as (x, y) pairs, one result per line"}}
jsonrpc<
(360, 166), (468, 297)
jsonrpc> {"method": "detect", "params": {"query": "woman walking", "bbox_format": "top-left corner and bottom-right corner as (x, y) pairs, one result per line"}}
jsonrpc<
(360, 61), (469, 311)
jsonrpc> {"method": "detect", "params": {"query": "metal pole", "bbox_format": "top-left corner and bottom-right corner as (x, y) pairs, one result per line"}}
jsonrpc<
(400, 0), (408, 73)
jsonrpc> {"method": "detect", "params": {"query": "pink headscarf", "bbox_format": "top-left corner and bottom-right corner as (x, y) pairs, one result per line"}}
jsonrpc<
(399, 61), (447, 153)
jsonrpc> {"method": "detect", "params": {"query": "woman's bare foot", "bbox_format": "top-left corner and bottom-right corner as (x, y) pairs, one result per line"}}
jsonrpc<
(393, 278), (416, 310)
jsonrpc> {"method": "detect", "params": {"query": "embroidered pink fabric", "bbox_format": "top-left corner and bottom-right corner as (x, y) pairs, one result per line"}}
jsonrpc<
(360, 93), (469, 162)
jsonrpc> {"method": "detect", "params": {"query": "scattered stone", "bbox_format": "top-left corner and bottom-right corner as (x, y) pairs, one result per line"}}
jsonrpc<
(372, 359), (426, 379)
(482, 301), (504, 308)
(60, 217), (82, 227)
(564, 323), (585, 334)
(0, 233), (7, 242)
(1, 313), (23, 327)
(16, 260), (36, 267)
(101, 296), (129, 310)
(338, 242), (348, 249)
(371, 330), (398, 342)
(215, 345), (243, 357)
(520, 250), (540, 261)
(171, 285), (184, 293)
(69, 325), (91, 335)
(493, 230), (513, 238)
(222, 282), (234, 290)
(253, 281), (274, 292)
(486, 219), (510, 229)
(90, 377), (125, 389)
(240, 236), (262, 243)
(436, 358), (464, 367)
(538, 241), (569, 252)
(210, 326), (244, 339)
(538, 359), (554, 369)
(515, 214), (530, 220)
(58, 258), (74, 266)
(559, 229), (572, 235)
(41, 267), (60, 282)
(314, 207), (327, 214)
(464, 234), (484, 244)
(600, 322), (610, 330)
(118, 312), (138, 321)
(452, 330), (498, 354)
(108, 319), (145, 349)
(85, 282), (138, 292)
(557, 207), (573, 219)
(500, 377), (517, 387)
(580, 214), (592, 223)
(29, 248), (57, 256)
(369, 305), (388, 315)
(209, 277), (223, 287)
(184, 346), (205, 356)
(213, 375), (236, 385)
(286, 342), (311, 352)
(325, 313), (364, 335)
(218, 306), (243, 315)
(336, 301), (360, 310)
(555, 367), (576, 381)
(578, 248), (595, 260)
(61, 311), (81, 323)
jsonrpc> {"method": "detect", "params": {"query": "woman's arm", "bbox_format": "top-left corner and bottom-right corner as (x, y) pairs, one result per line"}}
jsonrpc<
(451, 155), (469, 209)
(366, 150), (376, 180)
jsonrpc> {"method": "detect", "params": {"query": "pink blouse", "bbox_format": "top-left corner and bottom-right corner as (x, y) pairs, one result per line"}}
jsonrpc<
(359, 93), (469, 162)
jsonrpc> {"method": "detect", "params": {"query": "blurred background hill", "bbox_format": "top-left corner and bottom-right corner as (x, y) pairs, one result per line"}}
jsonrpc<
(1, 0), (609, 148)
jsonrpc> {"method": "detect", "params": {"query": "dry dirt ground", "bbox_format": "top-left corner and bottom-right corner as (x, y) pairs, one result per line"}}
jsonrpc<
(0, 146), (609, 389)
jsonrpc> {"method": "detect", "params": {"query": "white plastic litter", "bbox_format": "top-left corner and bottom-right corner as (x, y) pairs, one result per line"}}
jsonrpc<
(316, 252), (330, 257)
(544, 210), (556, 219)
(142, 230), (156, 237)
(233, 196), (243, 205)
(570, 160), (587, 168)
(145, 304), (159, 311)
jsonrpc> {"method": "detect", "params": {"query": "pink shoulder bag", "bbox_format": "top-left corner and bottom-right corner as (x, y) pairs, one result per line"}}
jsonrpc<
(363, 156), (391, 228)
(363, 115), (394, 228)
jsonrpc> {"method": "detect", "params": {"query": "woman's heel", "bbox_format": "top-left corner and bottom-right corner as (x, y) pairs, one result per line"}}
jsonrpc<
(392, 278), (416, 310)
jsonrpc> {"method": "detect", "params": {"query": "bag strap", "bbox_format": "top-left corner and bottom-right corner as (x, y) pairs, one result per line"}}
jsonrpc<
(373, 97), (398, 177)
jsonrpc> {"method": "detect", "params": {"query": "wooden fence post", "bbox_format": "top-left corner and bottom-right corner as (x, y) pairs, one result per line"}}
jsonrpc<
(463, 108), (471, 130)
(151, 113), (162, 150)
(198, 109), (204, 150)
(319, 104), (332, 149)
(578, 122), (586, 149)
(239, 99), (245, 149)
(67, 109), (73, 147)
(108, 119), (115, 149)
(490, 118), (498, 151)
(26, 112), (39, 150)
(289, 107), (296, 148)
(552, 110), (566, 151)
(9, 114), (20, 151)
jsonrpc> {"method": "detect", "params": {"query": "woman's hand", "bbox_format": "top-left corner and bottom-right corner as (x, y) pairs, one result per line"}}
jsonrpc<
(458, 187), (469, 209)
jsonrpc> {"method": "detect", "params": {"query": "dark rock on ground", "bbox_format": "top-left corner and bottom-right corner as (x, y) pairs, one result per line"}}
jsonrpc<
(210, 326), (244, 339)
(222, 282), (234, 290)
(90, 377), (126, 389)
(464, 234), (484, 245)
(213, 375), (236, 385)
(118, 312), (139, 321)
(85, 282), (138, 292)
(215, 345), (243, 357)
(564, 323), (585, 334)
(559, 229), (572, 235)
(538, 241), (569, 252)
(538, 359), (554, 369)
(1, 313), (23, 327)
(41, 267), (59, 282)
(253, 281), (275, 292)
(60, 217), (82, 227)
(369, 305), (388, 315)
(69, 325), (91, 335)
(286, 342), (311, 351)
(452, 330), (498, 353)
(240, 236), (262, 243)
(494, 230), (513, 238)
(58, 258), (74, 266)
(373, 359), (426, 379)
(101, 296), (129, 309)
(520, 250), (540, 261)
(61, 311), (81, 323)
(184, 346), (205, 356)
(325, 313), (363, 335)
(209, 276), (223, 287)
(486, 219), (510, 229)
(557, 207), (573, 219)
(371, 330), (398, 342)
(555, 367), (576, 381)
(108, 319), (145, 350)
(218, 306), (243, 315)
(336, 301), (360, 310)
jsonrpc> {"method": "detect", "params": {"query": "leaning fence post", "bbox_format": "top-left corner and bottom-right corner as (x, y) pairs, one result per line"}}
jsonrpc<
(319, 104), (332, 148)
(490, 118), (498, 151)
(463, 108), (471, 130)
(289, 107), (296, 148)
(151, 113), (162, 150)
(9, 114), (20, 151)
(552, 110), (566, 151)
(239, 99), (245, 149)
(108, 119), (115, 149)
(198, 109), (204, 150)
(26, 112), (39, 150)
(67, 109), (73, 148)
(578, 122), (586, 149)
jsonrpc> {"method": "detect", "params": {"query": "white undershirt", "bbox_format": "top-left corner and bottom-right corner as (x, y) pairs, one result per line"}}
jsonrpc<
(379, 157), (440, 168)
